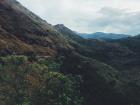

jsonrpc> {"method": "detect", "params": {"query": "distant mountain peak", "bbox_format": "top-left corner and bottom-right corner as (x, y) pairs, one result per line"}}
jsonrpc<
(54, 24), (76, 34)
(54, 24), (67, 29)
(78, 32), (131, 40)
(55, 24), (65, 27)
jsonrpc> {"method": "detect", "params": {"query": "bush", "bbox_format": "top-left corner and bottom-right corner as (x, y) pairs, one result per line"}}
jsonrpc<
(0, 55), (28, 65)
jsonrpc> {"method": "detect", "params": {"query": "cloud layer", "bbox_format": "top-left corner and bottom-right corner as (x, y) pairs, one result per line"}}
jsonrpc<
(17, 0), (140, 35)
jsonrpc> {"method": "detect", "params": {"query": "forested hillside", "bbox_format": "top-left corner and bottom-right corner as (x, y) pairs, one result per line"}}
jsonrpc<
(0, 0), (140, 105)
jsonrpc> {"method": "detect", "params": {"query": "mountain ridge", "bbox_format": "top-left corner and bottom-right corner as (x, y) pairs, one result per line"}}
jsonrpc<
(77, 32), (131, 40)
(54, 24), (131, 40)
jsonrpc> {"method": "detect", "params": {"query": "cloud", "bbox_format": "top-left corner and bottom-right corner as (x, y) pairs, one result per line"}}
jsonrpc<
(17, 0), (140, 35)
(87, 7), (140, 35)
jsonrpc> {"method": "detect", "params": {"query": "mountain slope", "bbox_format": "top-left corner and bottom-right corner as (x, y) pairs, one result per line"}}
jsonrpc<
(55, 24), (140, 105)
(0, 0), (72, 55)
(55, 24), (140, 73)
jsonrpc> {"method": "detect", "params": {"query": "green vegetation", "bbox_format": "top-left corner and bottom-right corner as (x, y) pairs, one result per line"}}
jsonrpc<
(0, 55), (83, 105)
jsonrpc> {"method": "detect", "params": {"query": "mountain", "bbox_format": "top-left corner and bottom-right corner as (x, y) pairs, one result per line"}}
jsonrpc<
(1, 0), (140, 105)
(78, 32), (131, 40)
(55, 24), (140, 72)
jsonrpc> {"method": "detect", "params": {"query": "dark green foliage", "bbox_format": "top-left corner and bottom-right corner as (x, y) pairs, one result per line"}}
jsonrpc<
(31, 73), (83, 105)
(59, 52), (140, 105)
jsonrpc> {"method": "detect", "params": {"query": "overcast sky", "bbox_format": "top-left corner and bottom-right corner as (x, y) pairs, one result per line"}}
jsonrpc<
(17, 0), (140, 35)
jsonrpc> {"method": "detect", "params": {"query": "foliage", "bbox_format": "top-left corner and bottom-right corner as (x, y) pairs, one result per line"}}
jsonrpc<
(0, 55), (83, 105)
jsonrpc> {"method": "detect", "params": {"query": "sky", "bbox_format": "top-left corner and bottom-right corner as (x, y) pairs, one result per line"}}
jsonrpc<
(17, 0), (140, 35)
